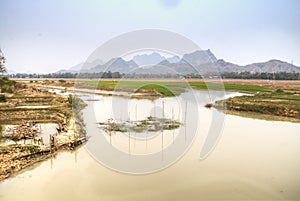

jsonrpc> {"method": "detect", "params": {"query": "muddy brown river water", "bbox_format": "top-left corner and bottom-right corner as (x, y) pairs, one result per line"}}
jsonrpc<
(0, 90), (299, 200)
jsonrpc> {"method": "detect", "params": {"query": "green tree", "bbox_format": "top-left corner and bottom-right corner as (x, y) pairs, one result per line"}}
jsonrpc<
(0, 49), (7, 73)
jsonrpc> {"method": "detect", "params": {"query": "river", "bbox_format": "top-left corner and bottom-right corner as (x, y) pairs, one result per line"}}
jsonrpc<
(1, 90), (300, 200)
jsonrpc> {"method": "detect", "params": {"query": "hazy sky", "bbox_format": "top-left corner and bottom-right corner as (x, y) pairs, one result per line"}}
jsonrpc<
(0, 0), (299, 73)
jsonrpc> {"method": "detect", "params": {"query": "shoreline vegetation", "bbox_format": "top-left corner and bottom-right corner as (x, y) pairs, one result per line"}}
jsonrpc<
(0, 77), (87, 180)
(27, 78), (300, 123)
(215, 89), (300, 123)
(1, 78), (299, 180)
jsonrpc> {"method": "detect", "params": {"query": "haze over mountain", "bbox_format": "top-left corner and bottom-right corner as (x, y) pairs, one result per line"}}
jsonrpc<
(132, 52), (166, 66)
(56, 59), (104, 74)
(180, 49), (217, 65)
(167, 56), (180, 63)
(56, 50), (300, 74)
(88, 58), (138, 73)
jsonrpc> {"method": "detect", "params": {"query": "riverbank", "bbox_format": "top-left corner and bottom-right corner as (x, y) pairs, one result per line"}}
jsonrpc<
(214, 89), (300, 123)
(0, 140), (85, 181)
(1, 89), (300, 201)
(25, 78), (300, 122)
(0, 78), (87, 180)
(25, 78), (272, 99)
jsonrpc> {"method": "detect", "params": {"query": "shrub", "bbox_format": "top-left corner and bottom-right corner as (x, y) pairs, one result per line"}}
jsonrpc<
(275, 88), (284, 93)
(1, 85), (13, 93)
(0, 76), (16, 93)
(0, 94), (6, 102)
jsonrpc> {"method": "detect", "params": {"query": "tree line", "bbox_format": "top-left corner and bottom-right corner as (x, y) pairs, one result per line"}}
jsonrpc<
(221, 72), (300, 80)
(6, 71), (300, 80)
(8, 71), (123, 79)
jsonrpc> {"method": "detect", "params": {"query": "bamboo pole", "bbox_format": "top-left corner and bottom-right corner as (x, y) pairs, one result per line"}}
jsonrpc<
(128, 112), (131, 155)
(161, 129), (164, 161)
(161, 100), (165, 161)
(172, 107), (174, 144)
(184, 101), (187, 142)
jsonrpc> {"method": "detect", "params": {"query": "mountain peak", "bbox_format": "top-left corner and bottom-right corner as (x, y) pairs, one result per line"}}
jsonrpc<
(181, 49), (217, 66)
(132, 52), (166, 66)
(167, 56), (180, 63)
(55, 49), (300, 74)
(157, 59), (171, 66)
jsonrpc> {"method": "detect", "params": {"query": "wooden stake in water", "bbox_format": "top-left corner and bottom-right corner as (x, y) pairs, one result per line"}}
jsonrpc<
(134, 104), (137, 147)
(172, 107), (174, 124)
(162, 101), (165, 119)
(128, 112), (131, 154)
(40, 124), (42, 135)
(154, 101), (156, 117)
(109, 119), (112, 145)
(172, 107), (175, 144)
(135, 104), (137, 121)
(145, 113), (148, 151)
(161, 129), (164, 161)
(75, 149), (78, 163)
(184, 101), (187, 142)
(146, 131), (148, 151)
(50, 155), (53, 169)
(161, 100), (165, 161)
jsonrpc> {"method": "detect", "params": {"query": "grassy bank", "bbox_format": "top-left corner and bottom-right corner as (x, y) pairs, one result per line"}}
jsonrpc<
(28, 79), (299, 123)
(214, 89), (300, 122)
(78, 80), (297, 122)
(78, 80), (186, 96)
(79, 80), (271, 96)
(189, 82), (270, 93)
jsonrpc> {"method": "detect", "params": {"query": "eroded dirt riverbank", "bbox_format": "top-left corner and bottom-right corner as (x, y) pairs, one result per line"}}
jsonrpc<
(0, 81), (86, 180)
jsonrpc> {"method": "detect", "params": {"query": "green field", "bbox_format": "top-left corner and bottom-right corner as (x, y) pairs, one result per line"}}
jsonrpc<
(189, 82), (269, 92)
(79, 80), (271, 96)
(77, 80), (300, 122)
(215, 90), (300, 122)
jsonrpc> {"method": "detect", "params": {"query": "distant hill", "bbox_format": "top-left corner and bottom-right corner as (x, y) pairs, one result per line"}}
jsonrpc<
(180, 49), (217, 66)
(89, 57), (138, 73)
(244, 60), (300, 73)
(167, 56), (180, 63)
(132, 52), (166, 66)
(56, 59), (104, 73)
(56, 62), (84, 74)
(56, 50), (300, 74)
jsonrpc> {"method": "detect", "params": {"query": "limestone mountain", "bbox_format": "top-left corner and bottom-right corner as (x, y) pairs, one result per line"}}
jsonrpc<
(56, 49), (300, 74)
(132, 52), (166, 66)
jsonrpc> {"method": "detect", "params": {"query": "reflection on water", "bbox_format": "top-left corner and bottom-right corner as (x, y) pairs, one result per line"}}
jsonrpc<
(91, 93), (186, 156)
(89, 89), (240, 157)
(0, 123), (58, 146)
(1, 90), (300, 200)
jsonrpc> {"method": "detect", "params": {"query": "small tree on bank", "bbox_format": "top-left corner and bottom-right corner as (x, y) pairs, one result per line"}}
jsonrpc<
(0, 48), (7, 74)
